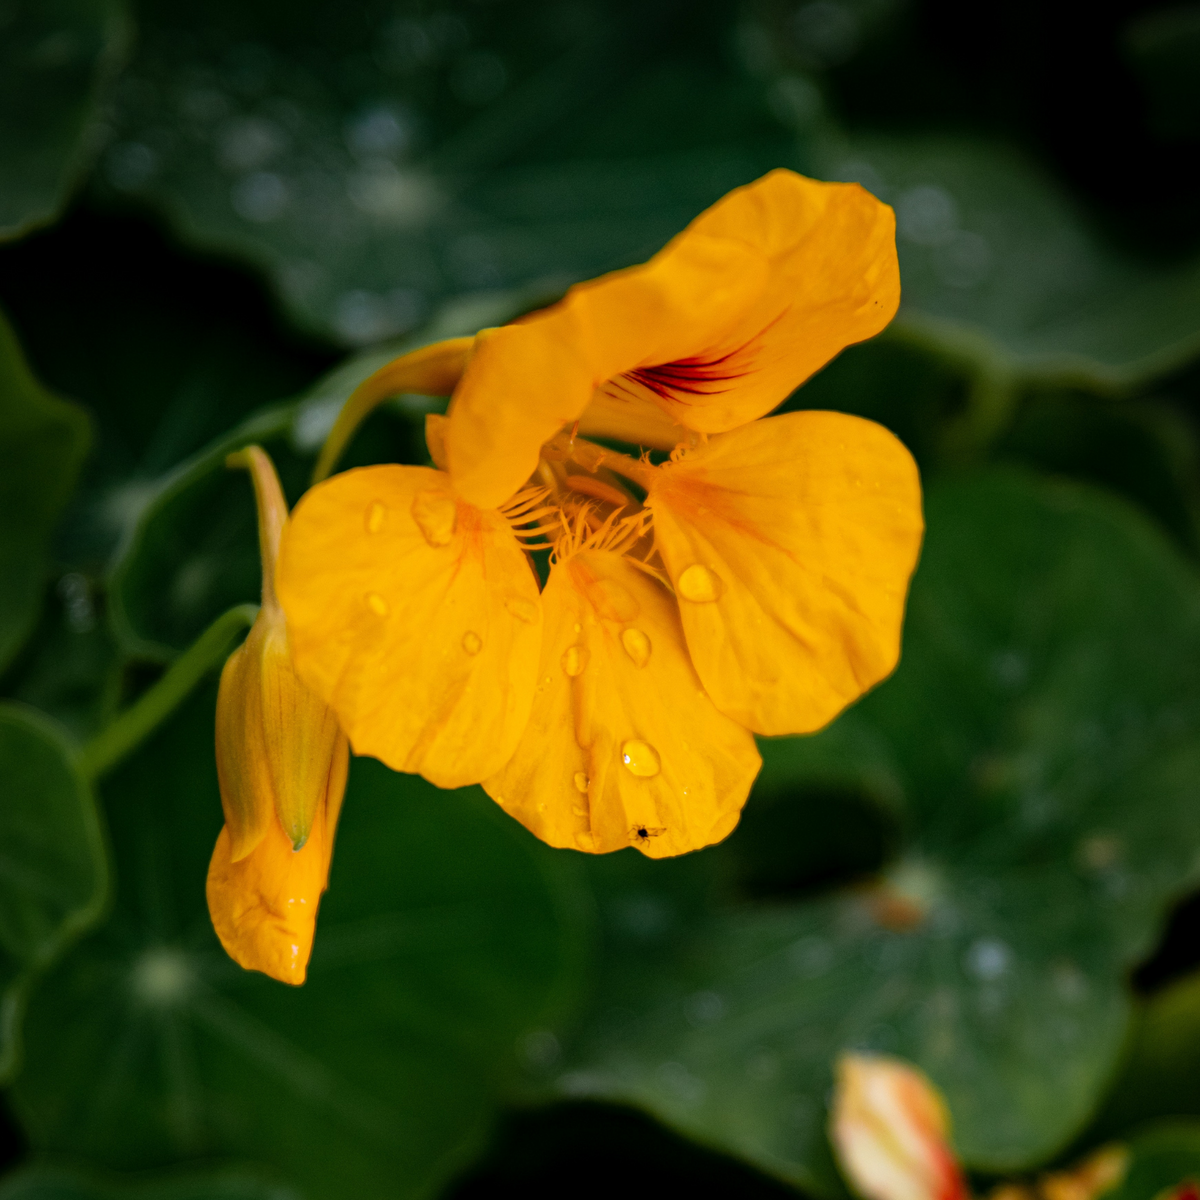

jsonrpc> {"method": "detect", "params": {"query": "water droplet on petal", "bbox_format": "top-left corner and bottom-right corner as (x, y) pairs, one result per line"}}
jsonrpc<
(573, 771), (589, 793)
(411, 488), (457, 547)
(506, 596), (539, 623)
(366, 592), (389, 616)
(365, 500), (386, 533)
(622, 739), (660, 778)
(574, 831), (596, 851)
(589, 577), (640, 622)
(622, 628), (651, 667)
(561, 644), (589, 676)
(462, 630), (482, 655)
(678, 564), (722, 603)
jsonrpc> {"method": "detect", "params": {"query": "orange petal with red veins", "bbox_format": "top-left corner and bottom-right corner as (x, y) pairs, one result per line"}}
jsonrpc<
(484, 548), (761, 858)
(447, 169), (898, 508)
(276, 464), (541, 788)
(647, 410), (923, 735)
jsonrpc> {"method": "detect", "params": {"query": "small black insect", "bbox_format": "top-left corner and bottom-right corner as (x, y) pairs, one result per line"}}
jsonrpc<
(629, 824), (666, 844)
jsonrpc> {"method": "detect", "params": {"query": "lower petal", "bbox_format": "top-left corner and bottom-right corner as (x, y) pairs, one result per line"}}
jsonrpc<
(647, 410), (923, 735)
(277, 465), (541, 788)
(485, 549), (761, 858)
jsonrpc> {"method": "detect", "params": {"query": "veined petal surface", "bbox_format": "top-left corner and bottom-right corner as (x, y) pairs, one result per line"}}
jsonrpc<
(447, 169), (898, 508)
(485, 549), (761, 858)
(647, 410), (923, 735)
(276, 464), (541, 788)
(206, 733), (347, 985)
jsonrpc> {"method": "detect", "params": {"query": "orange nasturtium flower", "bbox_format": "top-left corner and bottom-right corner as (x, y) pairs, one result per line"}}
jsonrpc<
(207, 447), (348, 984)
(277, 168), (923, 858)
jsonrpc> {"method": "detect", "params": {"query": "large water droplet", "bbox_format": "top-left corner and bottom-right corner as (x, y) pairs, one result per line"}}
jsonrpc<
(622, 739), (661, 778)
(590, 577), (640, 622)
(622, 628), (651, 667)
(462, 630), (482, 655)
(411, 488), (456, 547)
(366, 592), (389, 616)
(678, 564), (722, 603)
(365, 500), (386, 534)
(561, 644), (589, 676)
(573, 771), (589, 793)
(506, 595), (539, 623)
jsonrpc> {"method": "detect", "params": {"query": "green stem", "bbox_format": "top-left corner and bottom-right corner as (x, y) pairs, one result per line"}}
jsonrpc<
(79, 604), (259, 781)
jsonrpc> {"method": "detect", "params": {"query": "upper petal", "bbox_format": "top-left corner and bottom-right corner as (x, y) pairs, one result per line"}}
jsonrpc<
(276, 464), (541, 788)
(646, 410), (923, 736)
(447, 169), (898, 508)
(484, 548), (761, 858)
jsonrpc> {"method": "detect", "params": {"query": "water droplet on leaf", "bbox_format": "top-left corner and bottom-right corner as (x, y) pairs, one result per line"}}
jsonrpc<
(622, 739), (660, 778)
(573, 771), (589, 793)
(678, 564), (722, 603)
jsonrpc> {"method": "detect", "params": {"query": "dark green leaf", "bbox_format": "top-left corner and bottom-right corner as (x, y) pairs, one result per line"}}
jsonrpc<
(549, 471), (1200, 1189)
(0, 701), (107, 1081)
(0, 0), (130, 239)
(1107, 1123), (1200, 1200)
(11, 683), (589, 1200)
(0, 309), (90, 673)
(0, 1164), (298, 1200)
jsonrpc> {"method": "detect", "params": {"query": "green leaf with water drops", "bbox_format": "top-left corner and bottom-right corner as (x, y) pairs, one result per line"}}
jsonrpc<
(93, 0), (793, 345)
(544, 470), (1200, 1192)
(0, 701), (108, 1082)
(0, 1165), (299, 1200)
(0, 0), (131, 239)
(9, 681), (589, 1200)
(106, 289), (540, 659)
(819, 136), (1200, 392)
(0, 309), (91, 674)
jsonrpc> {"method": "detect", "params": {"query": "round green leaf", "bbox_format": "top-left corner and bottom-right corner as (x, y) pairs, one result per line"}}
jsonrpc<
(0, 309), (90, 673)
(0, 1165), (298, 1200)
(0, 701), (107, 1080)
(0, 0), (131, 239)
(550, 471), (1200, 1189)
(11, 684), (588, 1200)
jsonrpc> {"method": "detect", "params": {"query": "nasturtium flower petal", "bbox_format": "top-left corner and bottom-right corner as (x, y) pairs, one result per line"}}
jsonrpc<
(447, 168), (898, 508)
(276, 464), (542, 788)
(646, 410), (923, 736)
(206, 736), (348, 986)
(484, 548), (761, 858)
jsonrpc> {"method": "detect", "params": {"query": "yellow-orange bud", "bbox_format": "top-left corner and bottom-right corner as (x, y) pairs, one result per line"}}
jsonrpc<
(207, 446), (349, 985)
(830, 1053), (969, 1200)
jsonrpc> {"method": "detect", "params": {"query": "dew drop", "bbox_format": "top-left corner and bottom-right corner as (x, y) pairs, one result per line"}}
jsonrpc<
(561, 644), (589, 676)
(573, 771), (589, 793)
(574, 831), (596, 851)
(589, 577), (640, 622)
(365, 500), (386, 534)
(622, 739), (660, 778)
(678, 564), (722, 603)
(506, 596), (539, 623)
(411, 488), (456, 547)
(462, 630), (482, 655)
(621, 628), (651, 667)
(366, 592), (389, 616)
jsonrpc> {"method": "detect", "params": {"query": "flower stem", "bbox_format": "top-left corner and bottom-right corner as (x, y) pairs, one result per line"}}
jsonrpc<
(78, 603), (259, 781)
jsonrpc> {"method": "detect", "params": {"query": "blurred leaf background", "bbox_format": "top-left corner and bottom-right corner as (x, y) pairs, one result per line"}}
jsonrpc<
(5, 0), (1200, 1197)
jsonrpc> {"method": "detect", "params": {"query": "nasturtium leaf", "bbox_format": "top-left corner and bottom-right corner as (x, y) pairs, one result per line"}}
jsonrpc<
(1086, 969), (1200, 1139)
(821, 137), (1200, 387)
(0, 1165), (298, 1200)
(547, 471), (1200, 1191)
(107, 290), (535, 659)
(0, 310), (90, 673)
(1106, 1123), (1200, 1200)
(0, 702), (107, 1081)
(0, 0), (130, 239)
(11, 683), (588, 1200)
(94, 0), (793, 344)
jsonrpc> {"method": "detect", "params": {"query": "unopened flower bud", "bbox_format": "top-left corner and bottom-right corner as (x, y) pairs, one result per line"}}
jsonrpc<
(207, 446), (348, 985)
(831, 1053), (969, 1200)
